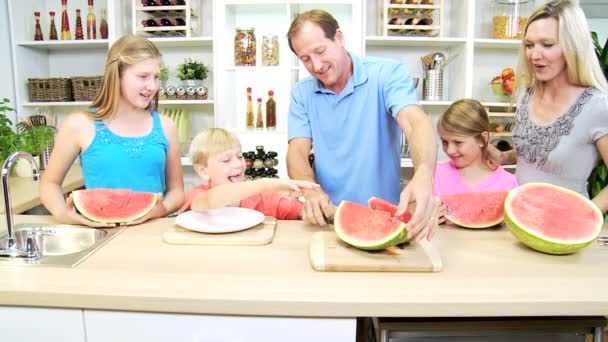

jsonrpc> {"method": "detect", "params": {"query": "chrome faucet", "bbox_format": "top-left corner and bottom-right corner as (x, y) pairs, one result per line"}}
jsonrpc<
(0, 151), (40, 258)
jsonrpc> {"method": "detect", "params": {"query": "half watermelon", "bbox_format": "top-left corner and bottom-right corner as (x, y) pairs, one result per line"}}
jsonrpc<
(334, 200), (408, 250)
(72, 189), (159, 223)
(441, 191), (509, 228)
(504, 183), (603, 254)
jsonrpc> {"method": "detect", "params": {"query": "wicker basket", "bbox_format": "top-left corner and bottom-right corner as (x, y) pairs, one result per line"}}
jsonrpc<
(28, 78), (73, 102)
(71, 76), (103, 101)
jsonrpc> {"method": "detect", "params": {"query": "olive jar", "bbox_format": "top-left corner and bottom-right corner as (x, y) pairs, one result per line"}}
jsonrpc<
(492, 0), (534, 39)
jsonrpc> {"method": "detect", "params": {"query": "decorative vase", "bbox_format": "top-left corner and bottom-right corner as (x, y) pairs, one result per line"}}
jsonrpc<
(12, 157), (40, 177)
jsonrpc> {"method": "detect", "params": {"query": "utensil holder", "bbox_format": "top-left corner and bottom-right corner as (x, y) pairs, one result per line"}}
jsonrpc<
(39, 143), (53, 170)
(423, 69), (444, 101)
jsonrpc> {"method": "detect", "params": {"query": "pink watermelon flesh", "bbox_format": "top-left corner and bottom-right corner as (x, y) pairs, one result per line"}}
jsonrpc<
(441, 191), (509, 228)
(368, 196), (413, 223)
(73, 189), (158, 223)
(509, 186), (599, 241)
(334, 200), (407, 250)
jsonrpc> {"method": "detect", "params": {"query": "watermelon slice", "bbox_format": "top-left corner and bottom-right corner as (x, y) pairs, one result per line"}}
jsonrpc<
(441, 191), (509, 228)
(72, 189), (159, 223)
(368, 196), (413, 223)
(334, 200), (408, 250)
(504, 183), (603, 255)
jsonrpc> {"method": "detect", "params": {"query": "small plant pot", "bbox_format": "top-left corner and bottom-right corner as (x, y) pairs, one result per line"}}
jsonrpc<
(12, 157), (40, 177)
(184, 79), (201, 88)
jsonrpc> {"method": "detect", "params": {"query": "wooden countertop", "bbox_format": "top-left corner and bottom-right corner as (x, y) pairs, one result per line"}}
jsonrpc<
(0, 164), (83, 214)
(0, 215), (607, 318)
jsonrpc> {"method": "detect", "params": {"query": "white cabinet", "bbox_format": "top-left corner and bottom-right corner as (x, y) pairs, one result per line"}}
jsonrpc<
(0, 306), (86, 342)
(213, 0), (362, 177)
(84, 309), (356, 342)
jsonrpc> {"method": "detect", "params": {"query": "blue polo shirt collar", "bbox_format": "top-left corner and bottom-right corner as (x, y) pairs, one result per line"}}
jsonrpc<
(313, 52), (368, 95)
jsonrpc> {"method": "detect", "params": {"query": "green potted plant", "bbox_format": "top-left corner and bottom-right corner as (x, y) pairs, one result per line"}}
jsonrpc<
(0, 98), (20, 164)
(176, 58), (209, 87)
(160, 64), (169, 86)
(12, 125), (56, 176)
(587, 32), (608, 199)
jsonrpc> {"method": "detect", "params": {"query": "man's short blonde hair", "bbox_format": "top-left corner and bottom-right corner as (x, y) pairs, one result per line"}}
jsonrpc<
(189, 128), (241, 166)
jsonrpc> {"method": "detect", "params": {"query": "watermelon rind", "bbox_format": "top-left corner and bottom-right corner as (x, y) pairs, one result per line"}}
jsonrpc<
(504, 183), (603, 255)
(444, 214), (504, 229)
(334, 200), (408, 251)
(73, 189), (159, 223)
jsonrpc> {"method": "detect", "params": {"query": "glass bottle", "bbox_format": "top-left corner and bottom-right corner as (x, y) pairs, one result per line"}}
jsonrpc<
(49, 12), (58, 40)
(256, 98), (264, 129)
(34, 12), (44, 41)
(75, 9), (84, 40)
(86, 0), (96, 39)
(492, 0), (535, 39)
(246, 87), (254, 129)
(265, 90), (276, 130)
(100, 8), (108, 39)
(61, 0), (71, 40)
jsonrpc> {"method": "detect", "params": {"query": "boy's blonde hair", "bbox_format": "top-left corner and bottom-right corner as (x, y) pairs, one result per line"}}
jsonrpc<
(190, 128), (241, 166)
(90, 34), (162, 119)
(438, 99), (494, 170)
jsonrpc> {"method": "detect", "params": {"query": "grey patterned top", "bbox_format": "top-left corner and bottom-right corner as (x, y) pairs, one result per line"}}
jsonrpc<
(514, 87), (608, 197)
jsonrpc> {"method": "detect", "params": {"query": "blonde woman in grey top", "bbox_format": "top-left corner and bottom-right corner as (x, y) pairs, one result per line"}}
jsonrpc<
(490, 0), (608, 212)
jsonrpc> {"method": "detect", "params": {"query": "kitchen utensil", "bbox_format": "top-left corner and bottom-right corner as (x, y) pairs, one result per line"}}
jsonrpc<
(309, 231), (442, 272)
(421, 52), (434, 70)
(423, 69), (443, 100)
(431, 52), (445, 70)
(175, 207), (264, 234)
(163, 217), (277, 246)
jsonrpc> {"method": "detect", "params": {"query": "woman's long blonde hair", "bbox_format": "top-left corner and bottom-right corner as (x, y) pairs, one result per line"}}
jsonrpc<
(89, 34), (162, 119)
(438, 99), (494, 170)
(517, 0), (608, 95)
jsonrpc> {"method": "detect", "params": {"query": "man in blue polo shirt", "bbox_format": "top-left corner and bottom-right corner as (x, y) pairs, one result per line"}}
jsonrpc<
(286, 9), (438, 241)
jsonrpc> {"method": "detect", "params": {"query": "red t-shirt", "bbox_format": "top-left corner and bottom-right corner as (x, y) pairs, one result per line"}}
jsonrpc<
(181, 184), (304, 220)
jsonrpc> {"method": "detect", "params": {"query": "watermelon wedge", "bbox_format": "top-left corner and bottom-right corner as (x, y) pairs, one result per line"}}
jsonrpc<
(441, 191), (509, 228)
(368, 196), (413, 223)
(72, 189), (159, 223)
(334, 200), (408, 250)
(504, 183), (603, 254)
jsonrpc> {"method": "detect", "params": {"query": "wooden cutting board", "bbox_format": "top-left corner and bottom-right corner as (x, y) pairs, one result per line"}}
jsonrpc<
(309, 231), (442, 272)
(163, 217), (277, 246)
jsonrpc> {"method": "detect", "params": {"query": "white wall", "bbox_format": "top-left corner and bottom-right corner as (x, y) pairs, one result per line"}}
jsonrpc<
(0, 0), (16, 125)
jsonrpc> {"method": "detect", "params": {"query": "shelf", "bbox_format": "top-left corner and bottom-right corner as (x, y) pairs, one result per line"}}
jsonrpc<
(490, 132), (513, 137)
(401, 158), (413, 168)
(232, 129), (287, 135)
(22, 101), (92, 107)
(504, 164), (517, 170)
(225, 66), (287, 72)
(159, 99), (214, 105)
(149, 36), (212, 47)
(420, 100), (452, 106)
(17, 40), (109, 50)
(386, 4), (441, 9)
(481, 101), (517, 108)
(474, 39), (521, 49)
(136, 5), (191, 12)
(488, 112), (515, 118)
(142, 26), (188, 32)
(365, 36), (465, 47)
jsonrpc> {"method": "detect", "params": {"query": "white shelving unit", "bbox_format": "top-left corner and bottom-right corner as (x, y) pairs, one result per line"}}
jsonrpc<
(131, 0), (202, 38)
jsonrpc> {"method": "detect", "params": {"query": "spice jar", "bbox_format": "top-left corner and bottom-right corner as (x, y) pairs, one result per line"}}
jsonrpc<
(234, 28), (256, 66)
(196, 86), (208, 100)
(165, 85), (177, 100)
(176, 86), (187, 100)
(243, 152), (254, 169)
(185, 85), (197, 100)
(264, 151), (278, 168)
(158, 86), (167, 100)
(262, 35), (279, 66)
(245, 168), (254, 181)
(253, 154), (265, 170)
(492, 0), (534, 39)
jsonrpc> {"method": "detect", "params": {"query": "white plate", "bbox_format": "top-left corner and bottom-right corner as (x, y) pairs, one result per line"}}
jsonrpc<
(175, 207), (265, 234)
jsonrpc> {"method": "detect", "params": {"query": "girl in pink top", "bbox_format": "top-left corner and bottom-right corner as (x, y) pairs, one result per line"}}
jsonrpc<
(435, 99), (518, 221)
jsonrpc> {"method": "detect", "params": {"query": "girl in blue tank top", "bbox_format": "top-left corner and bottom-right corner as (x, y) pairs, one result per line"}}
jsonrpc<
(40, 35), (185, 228)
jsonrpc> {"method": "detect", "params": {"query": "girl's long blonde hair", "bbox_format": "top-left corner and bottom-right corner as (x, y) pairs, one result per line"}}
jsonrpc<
(517, 0), (608, 95)
(89, 34), (162, 119)
(438, 99), (494, 170)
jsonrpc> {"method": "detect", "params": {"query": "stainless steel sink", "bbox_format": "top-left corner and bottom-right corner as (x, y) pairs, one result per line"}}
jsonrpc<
(0, 224), (125, 267)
